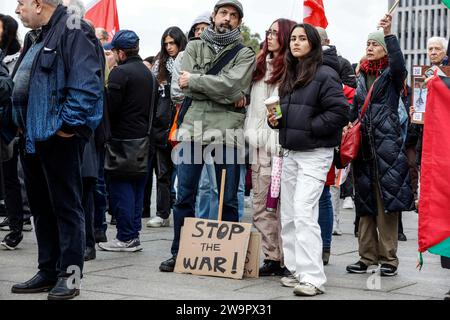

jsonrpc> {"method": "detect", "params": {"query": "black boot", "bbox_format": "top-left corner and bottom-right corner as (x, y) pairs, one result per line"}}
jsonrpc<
(12, 273), (56, 294)
(84, 247), (96, 261)
(47, 277), (80, 300)
(322, 248), (331, 266)
(259, 260), (283, 276)
(159, 256), (177, 272)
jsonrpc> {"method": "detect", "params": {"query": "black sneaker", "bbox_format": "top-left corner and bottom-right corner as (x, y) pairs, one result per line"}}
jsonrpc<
(398, 233), (407, 242)
(444, 290), (450, 301)
(22, 218), (33, 232)
(159, 256), (177, 272)
(0, 217), (10, 231)
(259, 260), (283, 276)
(346, 261), (368, 274)
(380, 264), (398, 277)
(1, 232), (23, 250)
(110, 216), (117, 225)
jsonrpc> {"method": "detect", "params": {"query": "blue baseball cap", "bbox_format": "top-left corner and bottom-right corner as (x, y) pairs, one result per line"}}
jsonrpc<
(104, 30), (140, 50)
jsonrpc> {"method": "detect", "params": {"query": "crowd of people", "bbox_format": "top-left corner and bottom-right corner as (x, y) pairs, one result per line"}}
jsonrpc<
(0, 0), (448, 300)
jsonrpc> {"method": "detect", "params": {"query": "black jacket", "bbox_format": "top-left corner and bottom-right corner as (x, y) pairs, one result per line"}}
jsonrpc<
(277, 48), (349, 151)
(351, 35), (414, 217)
(151, 83), (176, 148)
(338, 55), (357, 89)
(0, 51), (15, 145)
(107, 56), (157, 140)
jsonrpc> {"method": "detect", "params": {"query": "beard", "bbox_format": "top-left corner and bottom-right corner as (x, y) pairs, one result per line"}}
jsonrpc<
(215, 23), (232, 34)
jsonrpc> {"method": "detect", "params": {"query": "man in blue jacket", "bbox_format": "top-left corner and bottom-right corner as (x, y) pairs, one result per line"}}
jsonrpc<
(10, 0), (104, 300)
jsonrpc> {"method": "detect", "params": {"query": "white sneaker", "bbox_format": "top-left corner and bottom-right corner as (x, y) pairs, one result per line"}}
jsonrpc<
(293, 282), (324, 296)
(98, 238), (142, 252)
(146, 216), (170, 228)
(281, 275), (300, 288)
(343, 197), (354, 209)
(332, 228), (343, 236)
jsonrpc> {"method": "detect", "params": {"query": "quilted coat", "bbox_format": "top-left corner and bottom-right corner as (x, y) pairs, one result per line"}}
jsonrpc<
(351, 35), (414, 217)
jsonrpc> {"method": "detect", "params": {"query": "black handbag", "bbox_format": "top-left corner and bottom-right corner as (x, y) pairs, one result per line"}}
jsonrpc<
(104, 72), (157, 178)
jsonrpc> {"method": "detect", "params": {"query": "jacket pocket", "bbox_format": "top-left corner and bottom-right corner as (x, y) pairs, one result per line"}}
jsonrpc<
(40, 49), (57, 72)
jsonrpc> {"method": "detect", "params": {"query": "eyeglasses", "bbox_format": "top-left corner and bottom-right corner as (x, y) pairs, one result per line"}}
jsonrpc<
(265, 30), (279, 38)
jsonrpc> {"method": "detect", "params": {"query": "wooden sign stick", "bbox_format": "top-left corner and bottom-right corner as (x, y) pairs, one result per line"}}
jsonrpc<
(217, 169), (226, 222)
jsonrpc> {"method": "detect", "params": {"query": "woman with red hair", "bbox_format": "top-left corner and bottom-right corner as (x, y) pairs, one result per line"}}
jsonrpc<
(244, 18), (295, 277)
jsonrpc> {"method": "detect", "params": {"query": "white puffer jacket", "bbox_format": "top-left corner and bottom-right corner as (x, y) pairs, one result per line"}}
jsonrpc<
(244, 55), (280, 160)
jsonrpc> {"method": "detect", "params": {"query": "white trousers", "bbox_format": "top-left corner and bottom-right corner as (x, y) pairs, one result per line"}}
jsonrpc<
(280, 148), (334, 289)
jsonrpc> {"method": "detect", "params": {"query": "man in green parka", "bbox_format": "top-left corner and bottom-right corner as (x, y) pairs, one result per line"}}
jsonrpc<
(159, 0), (255, 272)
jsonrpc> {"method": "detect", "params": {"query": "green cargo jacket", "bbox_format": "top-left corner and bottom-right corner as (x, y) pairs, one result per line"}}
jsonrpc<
(179, 38), (256, 146)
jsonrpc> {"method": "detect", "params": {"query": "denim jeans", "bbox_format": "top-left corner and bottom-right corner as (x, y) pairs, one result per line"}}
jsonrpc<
(196, 163), (218, 220)
(21, 135), (86, 279)
(171, 142), (241, 256)
(318, 186), (333, 250)
(109, 176), (147, 242)
(238, 165), (246, 221)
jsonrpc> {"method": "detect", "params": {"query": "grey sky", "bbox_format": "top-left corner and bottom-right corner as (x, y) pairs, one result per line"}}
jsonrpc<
(1, 0), (389, 63)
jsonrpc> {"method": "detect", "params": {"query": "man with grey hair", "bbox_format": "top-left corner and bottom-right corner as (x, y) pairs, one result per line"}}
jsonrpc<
(427, 36), (448, 66)
(10, 0), (104, 300)
(95, 27), (109, 45)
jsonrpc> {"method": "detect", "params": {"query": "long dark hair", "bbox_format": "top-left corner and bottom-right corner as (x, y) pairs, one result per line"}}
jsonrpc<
(253, 18), (296, 85)
(157, 27), (187, 84)
(279, 24), (323, 97)
(0, 14), (21, 56)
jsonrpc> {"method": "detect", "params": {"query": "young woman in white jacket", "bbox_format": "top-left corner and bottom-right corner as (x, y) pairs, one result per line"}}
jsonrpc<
(244, 18), (296, 277)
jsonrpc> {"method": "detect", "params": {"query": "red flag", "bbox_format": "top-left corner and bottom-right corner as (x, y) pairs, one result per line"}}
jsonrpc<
(303, 0), (328, 29)
(85, 0), (120, 40)
(418, 75), (450, 254)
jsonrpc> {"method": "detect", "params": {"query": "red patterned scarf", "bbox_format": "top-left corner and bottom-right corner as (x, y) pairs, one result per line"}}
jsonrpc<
(359, 56), (389, 76)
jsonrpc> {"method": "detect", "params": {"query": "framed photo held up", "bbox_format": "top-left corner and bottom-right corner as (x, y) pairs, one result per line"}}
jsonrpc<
(412, 65), (450, 124)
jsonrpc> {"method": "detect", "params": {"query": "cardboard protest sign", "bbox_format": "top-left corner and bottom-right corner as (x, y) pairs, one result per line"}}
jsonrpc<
(412, 65), (450, 124)
(243, 232), (261, 279)
(174, 218), (252, 280)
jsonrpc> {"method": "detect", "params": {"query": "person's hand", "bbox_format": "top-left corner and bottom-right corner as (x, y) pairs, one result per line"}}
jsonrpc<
(409, 106), (416, 119)
(234, 96), (247, 108)
(268, 113), (279, 127)
(378, 14), (393, 36)
(424, 75), (435, 85)
(179, 71), (191, 89)
(56, 131), (75, 138)
(343, 122), (353, 135)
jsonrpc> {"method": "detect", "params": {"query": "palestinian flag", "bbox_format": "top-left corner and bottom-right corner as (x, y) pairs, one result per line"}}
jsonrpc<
(442, 0), (450, 9)
(303, 0), (328, 29)
(418, 74), (450, 259)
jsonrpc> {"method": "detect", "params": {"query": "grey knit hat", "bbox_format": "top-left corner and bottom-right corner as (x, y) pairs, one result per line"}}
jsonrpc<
(214, 0), (244, 19)
(368, 30), (387, 53)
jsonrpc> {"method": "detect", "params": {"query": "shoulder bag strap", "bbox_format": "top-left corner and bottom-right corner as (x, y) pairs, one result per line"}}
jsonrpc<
(360, 79), (378, 120)
(147, 72), (157, 135)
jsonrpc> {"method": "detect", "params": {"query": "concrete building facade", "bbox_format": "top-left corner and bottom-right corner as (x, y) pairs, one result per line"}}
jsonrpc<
(389, 0), (449, 71)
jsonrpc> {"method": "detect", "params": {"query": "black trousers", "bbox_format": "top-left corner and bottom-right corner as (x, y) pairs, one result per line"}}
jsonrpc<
(21, 135), (86, 279)
(3, 141), (29, 233)
(144, 145), (173, 220)
(83, 177), (97, 249)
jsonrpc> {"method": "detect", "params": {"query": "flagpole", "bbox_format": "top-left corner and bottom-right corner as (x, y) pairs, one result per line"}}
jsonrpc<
(388, 0), (400, 15)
